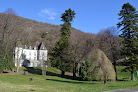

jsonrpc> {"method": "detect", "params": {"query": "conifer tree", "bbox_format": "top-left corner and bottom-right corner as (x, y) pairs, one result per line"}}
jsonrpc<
(51, 9), (75, 76)
(117, 3), (138, 81)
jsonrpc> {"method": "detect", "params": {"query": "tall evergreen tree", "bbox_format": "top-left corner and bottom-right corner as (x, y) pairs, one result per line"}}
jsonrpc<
(117, 3), (138, 81)
(51, 9), (75, 76)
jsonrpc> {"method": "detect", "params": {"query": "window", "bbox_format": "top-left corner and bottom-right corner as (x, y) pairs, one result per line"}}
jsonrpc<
(25, 45), (27, 49)
(34, 52), (36, 56)
(29, 51), (31, 55)
(34, 52), (37, 60)
(42, 52), (45, 56)
(34, 57), (37, 60)
(29, 46), (32, 49)
(45, 52), (47, 56)
(24, 51), (26, 55)
(22, 51), (26, 59)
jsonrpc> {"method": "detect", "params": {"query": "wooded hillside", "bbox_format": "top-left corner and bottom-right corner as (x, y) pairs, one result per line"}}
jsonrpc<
(0, 9), (121, 66)
(0, 13), (95, 53)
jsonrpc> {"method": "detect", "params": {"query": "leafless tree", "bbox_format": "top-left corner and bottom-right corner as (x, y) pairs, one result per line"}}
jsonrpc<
(42, 53), (46, 76)
(95, 27), (122, 80)
(62, 31), (95, 78)
(15, 43), (22, 73)
(0, 8), (19, 70)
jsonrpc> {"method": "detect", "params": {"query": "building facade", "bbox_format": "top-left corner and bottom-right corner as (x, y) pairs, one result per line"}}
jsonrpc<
(14, 41), (48, 67)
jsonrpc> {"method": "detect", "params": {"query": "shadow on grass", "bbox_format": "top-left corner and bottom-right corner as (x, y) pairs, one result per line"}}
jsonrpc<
(25, 67), (42, 75)
(46, 79), (98, 85)
(25, 67), (81, 81)
(30, 89), (35, 91)
(47, 71), (82, 81)
(25, 67), (104, 85)
(117, 79), (129, 81)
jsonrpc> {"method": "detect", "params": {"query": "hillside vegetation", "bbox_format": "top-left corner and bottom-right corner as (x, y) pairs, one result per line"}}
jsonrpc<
(0, 13), (94, 53)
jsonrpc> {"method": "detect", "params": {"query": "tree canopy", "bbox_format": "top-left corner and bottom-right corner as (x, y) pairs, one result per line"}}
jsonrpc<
(117, 3), (138, 81)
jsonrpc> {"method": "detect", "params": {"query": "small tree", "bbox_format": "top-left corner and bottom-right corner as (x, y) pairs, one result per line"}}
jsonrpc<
(51, 9), (75, 76)
(117, 3), (138, 81)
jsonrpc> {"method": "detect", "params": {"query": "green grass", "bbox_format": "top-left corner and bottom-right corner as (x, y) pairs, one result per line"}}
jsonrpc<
(0, 66), (137, 92)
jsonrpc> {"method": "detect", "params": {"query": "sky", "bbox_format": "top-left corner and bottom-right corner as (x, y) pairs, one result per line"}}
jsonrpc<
(0, 0), (138, 33)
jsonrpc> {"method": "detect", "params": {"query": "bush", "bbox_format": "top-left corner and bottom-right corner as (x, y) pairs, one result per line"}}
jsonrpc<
(4, 50), (14, 71)
(79, 49), (116, 81)
(0, 62), (4, 73)
(0, 41), (14, 72)
(79, 62), (90, 80)
(86, 49), (116, 81)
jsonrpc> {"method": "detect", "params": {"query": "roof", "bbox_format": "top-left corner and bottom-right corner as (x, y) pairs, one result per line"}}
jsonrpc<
(38, 42), (47, 50)
(16, 41), (46, 50)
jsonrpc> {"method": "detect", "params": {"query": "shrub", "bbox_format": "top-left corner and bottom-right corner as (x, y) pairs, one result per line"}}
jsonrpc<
(86, 49), (116, 81)
(79, 62), (90, 80)
(79, 49), (116, 81)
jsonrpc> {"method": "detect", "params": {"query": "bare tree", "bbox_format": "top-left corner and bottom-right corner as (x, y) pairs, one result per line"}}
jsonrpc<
(95, 27), (121, 80)
(62, 31), (95, 78)
(0, 8), (30, 73)
(42, 53), (46, 76)
(15, 42), (22, 73)
(0, 8), (19, 70)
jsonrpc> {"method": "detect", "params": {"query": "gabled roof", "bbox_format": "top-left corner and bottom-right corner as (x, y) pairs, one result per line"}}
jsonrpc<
(33, 41), (40, 49)
(38, 42), (47, 50)
(16, 41), (47, 50)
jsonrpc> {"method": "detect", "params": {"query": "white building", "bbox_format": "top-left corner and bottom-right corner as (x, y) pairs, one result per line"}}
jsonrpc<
(14, 41), (48, 67)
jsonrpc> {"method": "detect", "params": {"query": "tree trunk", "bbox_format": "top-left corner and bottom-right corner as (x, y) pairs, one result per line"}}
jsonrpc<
(113, 60), (117, 80)
(131, 69), (136, 81)
(104, 79), (107, 84)
(45, 68), (46, 76)
(16, 65), (19, 73)
(73, 67), (76, 77)
(42, 66), (46, 76)
(42, 68), (44, 76)
(61, 71), (65, 77)
(73, 62), (76, 77)
(73, 62), (77, 78)
(16, 55), (20, 73)
(16, 51), (19, 73)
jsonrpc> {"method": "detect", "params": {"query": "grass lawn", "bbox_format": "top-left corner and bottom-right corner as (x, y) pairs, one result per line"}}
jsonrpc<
(0, 66), (137, 92)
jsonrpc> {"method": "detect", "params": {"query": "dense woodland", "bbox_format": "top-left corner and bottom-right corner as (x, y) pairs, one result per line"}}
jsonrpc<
(0, 3), (137, 82)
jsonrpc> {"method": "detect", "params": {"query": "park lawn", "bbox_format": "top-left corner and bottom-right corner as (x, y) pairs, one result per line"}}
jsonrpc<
(0, 66), (137, 92)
